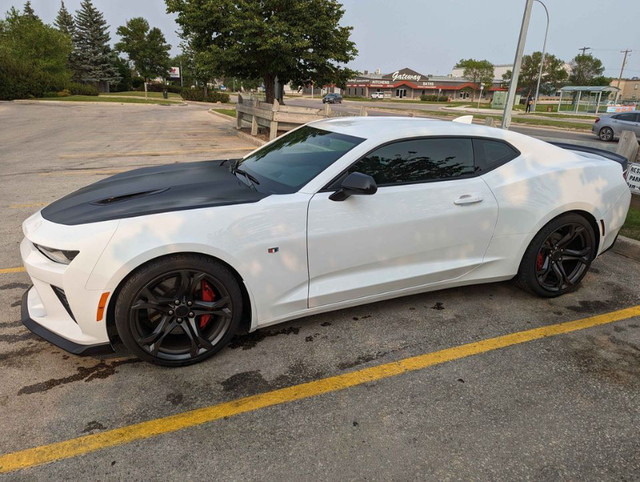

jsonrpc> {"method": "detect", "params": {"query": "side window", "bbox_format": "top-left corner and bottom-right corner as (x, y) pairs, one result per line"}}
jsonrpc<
(473, 139), (519, 172)
(616, 113), (635, 122)
(351, 138), (475, 185)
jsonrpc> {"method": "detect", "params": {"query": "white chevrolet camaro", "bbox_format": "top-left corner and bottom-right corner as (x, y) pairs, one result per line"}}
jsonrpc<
(20, 117), (631, 366)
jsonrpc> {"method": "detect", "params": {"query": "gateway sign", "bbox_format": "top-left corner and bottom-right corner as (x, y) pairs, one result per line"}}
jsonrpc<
(391, 71), (422, 82)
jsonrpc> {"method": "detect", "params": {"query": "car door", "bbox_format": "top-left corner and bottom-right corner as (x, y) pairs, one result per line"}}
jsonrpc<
(611, 113), (639, 136)
(306, 137), (499, 308)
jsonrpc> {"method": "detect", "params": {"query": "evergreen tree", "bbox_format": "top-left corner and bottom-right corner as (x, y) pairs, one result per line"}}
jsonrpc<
(71, 0), (119, 88)
(54, 1), (75, 37)
(23, 1), (38, 20)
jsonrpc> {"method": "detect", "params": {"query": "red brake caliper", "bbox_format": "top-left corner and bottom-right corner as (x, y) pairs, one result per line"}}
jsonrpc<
(200, 281), (215, 329)
(536, 251), (544, 271)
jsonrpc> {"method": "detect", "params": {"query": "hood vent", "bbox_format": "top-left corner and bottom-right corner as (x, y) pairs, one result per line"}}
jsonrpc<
(91, 188), (168, 206)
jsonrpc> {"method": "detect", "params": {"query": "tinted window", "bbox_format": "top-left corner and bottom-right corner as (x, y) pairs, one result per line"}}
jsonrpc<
(350, 138), (475, 185)
(615, 113), (637, 122)
(237, 126), (364, 194)
(473, 139), (519, 171)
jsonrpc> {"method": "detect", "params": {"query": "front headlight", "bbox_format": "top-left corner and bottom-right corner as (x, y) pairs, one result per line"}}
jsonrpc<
(34, 244), (79, 265)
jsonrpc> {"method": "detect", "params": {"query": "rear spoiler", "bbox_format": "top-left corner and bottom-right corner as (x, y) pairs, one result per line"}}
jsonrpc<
(550, 142), (628, 172)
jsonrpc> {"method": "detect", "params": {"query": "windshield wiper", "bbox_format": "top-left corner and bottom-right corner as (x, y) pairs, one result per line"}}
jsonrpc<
(231, 160), (260, 188)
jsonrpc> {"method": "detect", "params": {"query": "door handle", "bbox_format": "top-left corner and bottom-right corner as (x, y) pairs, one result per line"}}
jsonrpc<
(454, 194), (483, 205)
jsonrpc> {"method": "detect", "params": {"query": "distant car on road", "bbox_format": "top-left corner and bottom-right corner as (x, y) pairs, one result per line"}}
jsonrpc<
(322, 93), (342, 104)
(592, 112), (640, 141)
(371, 92), (384, 99)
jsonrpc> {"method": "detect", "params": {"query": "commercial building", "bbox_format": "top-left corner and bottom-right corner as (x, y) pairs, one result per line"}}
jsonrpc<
(345, 67), (505, 100)
(611, 78), (640, 102)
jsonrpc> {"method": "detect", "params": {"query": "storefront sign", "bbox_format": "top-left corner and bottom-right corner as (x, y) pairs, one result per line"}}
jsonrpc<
(391, 71), (421, 82)
(627, 163), (640, 194)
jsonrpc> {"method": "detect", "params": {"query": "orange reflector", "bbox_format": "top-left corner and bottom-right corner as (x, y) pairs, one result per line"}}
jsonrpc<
(96, 292), (110, 321)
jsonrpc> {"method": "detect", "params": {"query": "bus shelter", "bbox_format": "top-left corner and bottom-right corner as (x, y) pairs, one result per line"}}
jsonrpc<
(557, 86), (619, 114)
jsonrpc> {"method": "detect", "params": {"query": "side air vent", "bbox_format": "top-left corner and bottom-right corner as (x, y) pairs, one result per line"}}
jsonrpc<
(51, 285), (76, 322)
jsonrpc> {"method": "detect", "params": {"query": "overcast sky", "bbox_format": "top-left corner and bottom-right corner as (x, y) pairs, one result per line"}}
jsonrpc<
(4, 0), (639, 78)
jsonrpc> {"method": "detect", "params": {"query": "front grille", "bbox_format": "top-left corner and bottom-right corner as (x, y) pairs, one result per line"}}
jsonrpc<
(51, 285), (76, 323)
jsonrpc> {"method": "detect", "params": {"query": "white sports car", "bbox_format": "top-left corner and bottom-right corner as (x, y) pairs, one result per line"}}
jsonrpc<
(20, 117), (631, 366)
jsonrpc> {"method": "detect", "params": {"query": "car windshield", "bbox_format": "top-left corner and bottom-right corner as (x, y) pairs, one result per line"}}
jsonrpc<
(235, 126), (364, 193)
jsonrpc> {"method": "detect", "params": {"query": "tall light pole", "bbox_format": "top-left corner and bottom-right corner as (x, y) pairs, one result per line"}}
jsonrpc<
(502, 0), (534, 129)
(532, 0), (549, 113)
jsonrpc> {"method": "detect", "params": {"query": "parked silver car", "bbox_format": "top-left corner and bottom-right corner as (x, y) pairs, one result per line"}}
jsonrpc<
(592, 112), (640, 141)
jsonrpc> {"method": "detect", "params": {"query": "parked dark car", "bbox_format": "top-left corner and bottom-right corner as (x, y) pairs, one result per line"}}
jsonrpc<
(322, 93), (342, 104)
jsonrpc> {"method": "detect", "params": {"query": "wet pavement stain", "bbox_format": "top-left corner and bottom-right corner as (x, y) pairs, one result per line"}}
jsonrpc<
(0, 282), (30, 291)
(569, 334), (640, 386)
(566, 300), (613, 313)
(0, 332), (37, 344)
(82, 421), (106, 433)
(227, 326), (300, 350)
(320, 322), (332, 327)
(166, 392), (184, 406)
(431, 302), (445, 310)
(0, 344), (44, 365)
(221, 370), (270, 394)
(0, 319), (23, 328)
(10, 300), (21, 307)
(18, 358), (141, 395)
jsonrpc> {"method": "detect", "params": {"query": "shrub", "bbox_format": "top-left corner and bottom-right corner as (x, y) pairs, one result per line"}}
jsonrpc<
(57, 89), (71, 97)
(180, 88), (230, 103)
(145, 83), (182, 94)
(131, 77), (145, 89)
(68, 82), (99, 96)
(420, 94), (449, 102)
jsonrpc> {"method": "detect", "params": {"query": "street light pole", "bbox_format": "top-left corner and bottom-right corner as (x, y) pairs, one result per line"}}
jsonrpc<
(532, 0), (549, 113)
(502, 0), (535, 129)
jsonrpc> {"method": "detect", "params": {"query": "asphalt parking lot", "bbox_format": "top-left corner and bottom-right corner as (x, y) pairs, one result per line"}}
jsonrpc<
(1, 101), (639, 480)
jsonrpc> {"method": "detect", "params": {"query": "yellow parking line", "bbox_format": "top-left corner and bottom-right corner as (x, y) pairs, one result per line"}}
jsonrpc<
(9, 203), (47, 209)
(1, 304), (639, 474)
(0, 267), (25, 274)
(58, 147), (252, 159)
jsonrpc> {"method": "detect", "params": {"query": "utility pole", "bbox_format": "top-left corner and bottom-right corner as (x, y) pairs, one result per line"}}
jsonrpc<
(578, 46), (591, 56)
(502, 0), (534, 129)
(617, 49), (631, 88)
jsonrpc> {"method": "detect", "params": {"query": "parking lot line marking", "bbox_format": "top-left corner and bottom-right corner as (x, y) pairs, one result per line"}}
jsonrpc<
(0, 267), (25, 274)
(9, 203), (47, 209)
(1, 304), (639, 474)
(58, 147), (253, 159)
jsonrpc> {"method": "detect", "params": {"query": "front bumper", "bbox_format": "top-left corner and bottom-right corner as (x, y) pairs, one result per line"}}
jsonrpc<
(21, 288), (111, 355)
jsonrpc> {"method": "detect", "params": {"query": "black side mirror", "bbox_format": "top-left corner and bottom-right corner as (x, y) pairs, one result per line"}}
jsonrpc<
(329, 172), (378, 201)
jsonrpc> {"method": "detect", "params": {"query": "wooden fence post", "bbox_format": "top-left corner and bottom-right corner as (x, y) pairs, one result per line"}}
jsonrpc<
(251, 97), (258, 136)
(270, 99), (279, 140)
(236, 94), (243, 130)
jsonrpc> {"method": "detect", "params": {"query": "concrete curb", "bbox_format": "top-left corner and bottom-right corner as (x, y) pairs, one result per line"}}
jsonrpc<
(611, 235), (640, 262)
(235, 129), (267, 146)
(207, 109), (236, 121)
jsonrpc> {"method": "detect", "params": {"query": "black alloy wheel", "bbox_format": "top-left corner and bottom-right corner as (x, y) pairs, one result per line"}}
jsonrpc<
(517, 214), (596, 297)
(115, 255), (243, 366)
(599, 126), (614, 142)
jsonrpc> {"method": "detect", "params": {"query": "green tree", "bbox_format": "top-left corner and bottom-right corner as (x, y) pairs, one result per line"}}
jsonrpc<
(454, 58), (494, 101)
(54, 1), (75, 37)
(502, 52), (568, 95)
(22, 1), (38, 20)
(111, 54), (133, 91)
(115, 17), (171, 82)
(569, 54), (606, 85)
(0, 8), (71, 99)
(71, 0), (119, 89)
(166, 0), (358, 103)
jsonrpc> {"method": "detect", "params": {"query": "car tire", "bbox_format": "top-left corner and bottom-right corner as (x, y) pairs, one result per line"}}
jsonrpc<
(115, 254), (243, 366)
(598, 127), (614, 142)
(516, 213), (596, 298)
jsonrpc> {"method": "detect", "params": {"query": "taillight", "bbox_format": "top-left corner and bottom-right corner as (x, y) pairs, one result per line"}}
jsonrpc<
(594, 117), (600, 123)
(623, 167), (628, 180)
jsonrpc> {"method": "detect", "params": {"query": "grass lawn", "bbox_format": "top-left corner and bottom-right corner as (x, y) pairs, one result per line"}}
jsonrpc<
(37, 95), (181, 105)
(102, 91), (182, 99)
(211, 108), (236, 117)
(621, 205), (640, 241)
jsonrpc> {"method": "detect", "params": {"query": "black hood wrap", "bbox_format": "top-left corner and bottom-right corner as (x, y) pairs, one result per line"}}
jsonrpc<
(41, 160), (268, 225)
